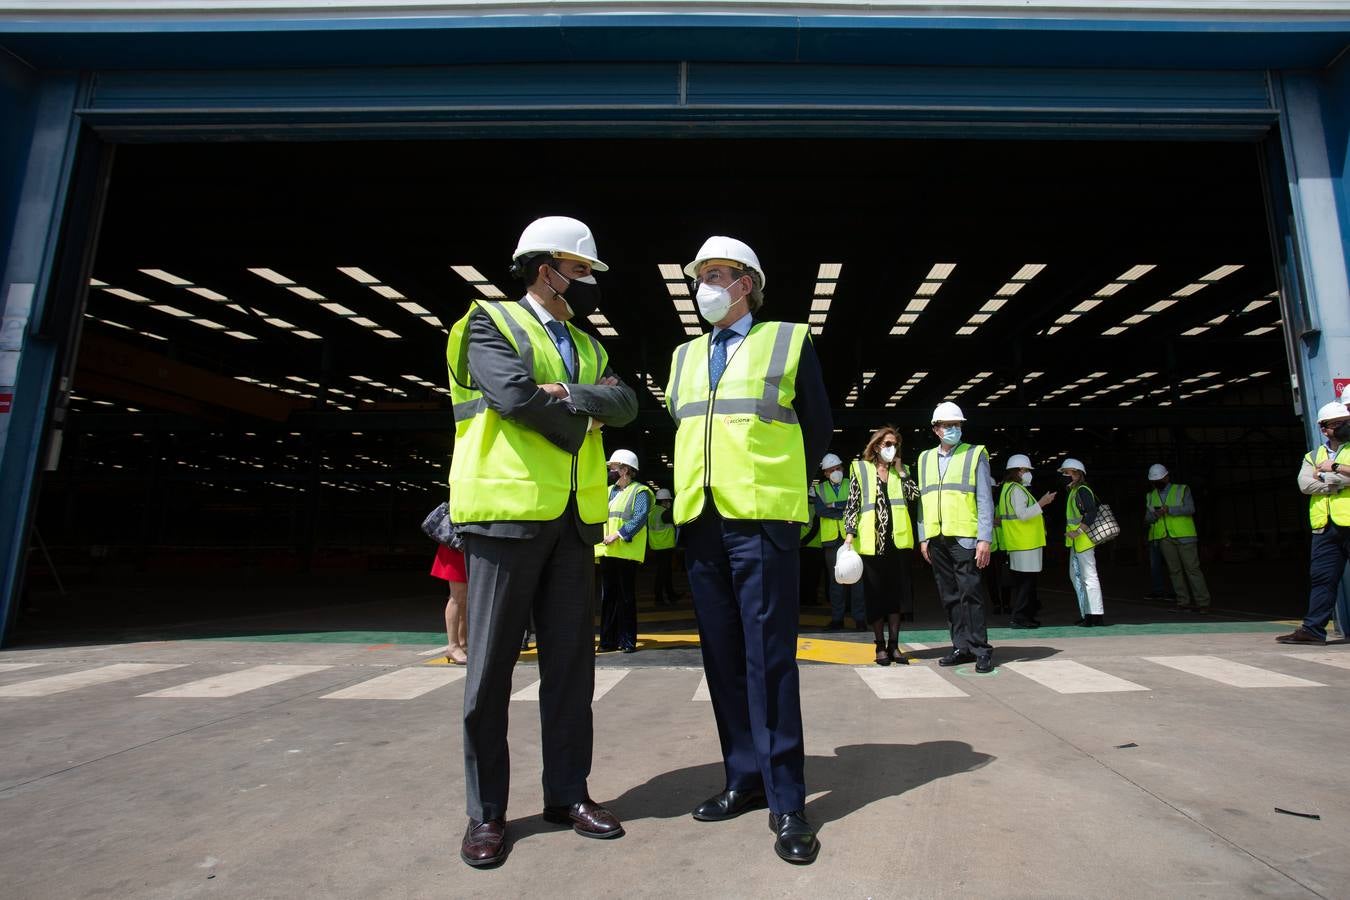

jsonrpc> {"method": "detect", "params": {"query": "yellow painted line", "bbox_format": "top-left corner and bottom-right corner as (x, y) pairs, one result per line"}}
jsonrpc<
(426, 632), (879, 665)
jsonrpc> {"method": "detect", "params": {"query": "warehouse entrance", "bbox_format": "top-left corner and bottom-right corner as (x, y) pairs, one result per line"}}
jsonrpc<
(8, 136), (1307, 644)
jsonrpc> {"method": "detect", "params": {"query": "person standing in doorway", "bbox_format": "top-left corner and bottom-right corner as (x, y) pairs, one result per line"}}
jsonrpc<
(1144, 464), (1211, 614)
(916, 402), (996, 673)
(817, 453), (866, 630)
(647, 488), (679, 606)
(666, 235), (832, 865)
(1060, 458), (1106, 626)
(998, 454), (1054, 629)
(842, 426), (917, 665)
(597, 449), (652, 653)
(1277, 401), (1350, 645)
(447, 216), (637, 867)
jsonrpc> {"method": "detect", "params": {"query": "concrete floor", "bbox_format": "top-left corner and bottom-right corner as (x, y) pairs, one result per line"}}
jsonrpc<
(1, 626), (1346, 899)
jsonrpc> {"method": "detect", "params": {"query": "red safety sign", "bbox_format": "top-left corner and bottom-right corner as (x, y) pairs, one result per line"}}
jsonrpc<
(0, 393), (11, 414)
(1335, 378), (1350, 398)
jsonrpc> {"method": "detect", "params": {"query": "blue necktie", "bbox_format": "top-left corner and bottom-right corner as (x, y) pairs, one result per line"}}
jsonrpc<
(545, 321), (575, 380)
(709, 328), (735, 391)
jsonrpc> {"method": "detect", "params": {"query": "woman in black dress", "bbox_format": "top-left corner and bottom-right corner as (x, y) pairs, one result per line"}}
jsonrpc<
(843, 426), (919, 665)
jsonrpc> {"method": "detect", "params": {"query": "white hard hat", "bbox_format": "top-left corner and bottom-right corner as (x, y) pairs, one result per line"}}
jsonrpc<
(512, 216), (608, 272)
(1316, 401), (1350, 423)
(1005, 453), (1032, 471)
(683, 236), (766, 289)
(833, 545), (864, 585)
(1058, 458), (1087, 475)
(1342, 383), (1350, 405)
(607, 449), (639, 470)
(931, 401), (966, 424)
(820, 453), (843, 470)
(1147, 464), (1169, 480)
(655, 488), (672, 500)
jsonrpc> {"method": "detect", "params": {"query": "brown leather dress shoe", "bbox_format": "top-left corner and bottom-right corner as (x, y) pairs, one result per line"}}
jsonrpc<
(542, 799), (625, 839)
(461, 818), (507, 867)
(1275, 627), (1326, 645)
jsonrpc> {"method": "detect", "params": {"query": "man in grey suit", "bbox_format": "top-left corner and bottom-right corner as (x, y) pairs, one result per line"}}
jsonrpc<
(447, 216), (638, 867)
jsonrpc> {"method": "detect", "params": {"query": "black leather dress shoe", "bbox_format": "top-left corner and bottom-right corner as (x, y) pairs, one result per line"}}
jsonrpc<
(937, 649), (976, 667)
(461, 818), (507, 867)
(768, 810), (819, 864)
(691, 788), (767, 822)
(542, 799), (624, 839)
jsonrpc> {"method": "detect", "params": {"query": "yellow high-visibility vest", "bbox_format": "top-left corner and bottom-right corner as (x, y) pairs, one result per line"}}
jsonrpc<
(917, 443), (986, 539)
(1146, 484), (1198, 540)
(666, 321), (809, 525)
(1065, 483), (1098, 552)
(1306, 445), (1350, 529)
(647, 503), (676, 551)
(597, 481), (654, 563)
(850, 459), (914, 555)
(446, 299), (608, 525)
(997, 482), (1046, 552)
(815, 479), (850, 543)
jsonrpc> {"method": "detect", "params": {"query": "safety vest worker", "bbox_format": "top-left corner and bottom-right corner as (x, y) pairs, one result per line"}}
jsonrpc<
(850, 458), (915, 554)
(647, 491), (677, 551)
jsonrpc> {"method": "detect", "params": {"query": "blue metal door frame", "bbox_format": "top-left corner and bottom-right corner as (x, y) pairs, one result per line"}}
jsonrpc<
(0, 11), (1348, 644)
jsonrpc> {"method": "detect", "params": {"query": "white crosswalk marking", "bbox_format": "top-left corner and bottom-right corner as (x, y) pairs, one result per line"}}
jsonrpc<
(512, 668), (631, 702)
(416, 645), (451, 657)
(0, 663), (185, 697)
(1144, 655), (1324, 688)
(0, 663), (44, 673)
(1283, 652), (1350, 672)
(139, 664), (332, 698)
(322, 667), (465, 700)
(904, 642), (931, 651)
(1005, 660), (1149, 694)
(856, 666), (968, 699)
(693, 674), (710, 701)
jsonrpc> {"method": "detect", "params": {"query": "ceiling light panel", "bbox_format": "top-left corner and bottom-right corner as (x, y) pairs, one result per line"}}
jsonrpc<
(892, 263), (954, 335)
(955, 264), (1045, 335)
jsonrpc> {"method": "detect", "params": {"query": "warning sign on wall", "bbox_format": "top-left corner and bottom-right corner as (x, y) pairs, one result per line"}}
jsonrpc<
(1335, 378), (1350, 399)
(0, 393), (12, 414)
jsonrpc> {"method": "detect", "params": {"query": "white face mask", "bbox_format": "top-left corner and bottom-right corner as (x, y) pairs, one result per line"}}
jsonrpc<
(879, 445), (897, 463)
(828, 470), (843, 485)
(696, 282), (734, 323)
(1020, 471), (1033, 487)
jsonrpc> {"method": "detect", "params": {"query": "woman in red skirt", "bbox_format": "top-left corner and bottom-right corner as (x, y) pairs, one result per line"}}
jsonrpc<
(431, 543), (469, 665)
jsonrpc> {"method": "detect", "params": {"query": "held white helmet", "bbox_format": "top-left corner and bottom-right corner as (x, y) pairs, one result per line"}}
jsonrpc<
(1005, 453), (1032, 471)
(512, 216), (609, 272)
(683, 235), (766, 289)
(607, 449), (639, 471)
(834, 545), (864, 585)
(1058, 458), (1087, 475)
(820, 453), (843, 470)
(1147, 464), (1169, 480)
(931, 401), (966, 424)
(654, 488), (673, 500)
(1316, 401), (1350, 423)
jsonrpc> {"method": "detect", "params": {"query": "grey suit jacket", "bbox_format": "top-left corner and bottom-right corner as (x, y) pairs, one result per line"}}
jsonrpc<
(458, 300), (638, 543)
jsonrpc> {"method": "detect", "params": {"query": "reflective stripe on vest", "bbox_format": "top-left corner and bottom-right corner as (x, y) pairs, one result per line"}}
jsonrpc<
(815, 479), (849, 543)
(446, 299), (609, 525)
(917, 443), (984, 539)
(597, 481), (653, 562)
(851, 459), (914, 555)
(667, 321), (810, 525)
(647, 504), (676, 550)
(1146, 484), (1198, 540)
(1065, 483), (1098, 552)
(1307, 445), (1350, 529)
(997, 482), (1047, 552)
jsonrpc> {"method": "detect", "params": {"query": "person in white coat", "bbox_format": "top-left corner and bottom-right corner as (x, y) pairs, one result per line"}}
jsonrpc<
(996, 455), (1056, 628)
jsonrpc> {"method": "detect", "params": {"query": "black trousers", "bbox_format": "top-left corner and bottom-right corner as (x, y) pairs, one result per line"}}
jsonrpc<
(650, 549), (677, 604)
(462, 520), (595, 820)
(928, 537), (993, 653)
(599, 556), (639, 650)
(1010, 569), (1040, 624)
